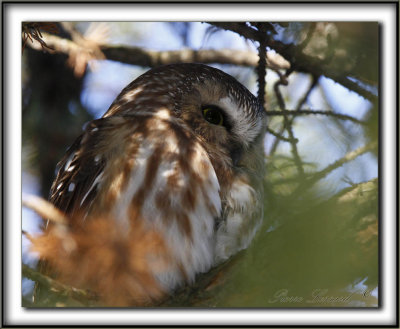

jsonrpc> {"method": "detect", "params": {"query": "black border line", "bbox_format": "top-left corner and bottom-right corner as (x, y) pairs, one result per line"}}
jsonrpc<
(1, 1), (400, 5)
(395, 0), (399, 326)
(2, 1), (5, 329)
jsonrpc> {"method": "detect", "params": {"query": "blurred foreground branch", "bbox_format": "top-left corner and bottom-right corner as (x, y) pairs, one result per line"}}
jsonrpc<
(22, 194), (67, 225)
(336, 178), (378, 203)
(22, 264), (98, 306)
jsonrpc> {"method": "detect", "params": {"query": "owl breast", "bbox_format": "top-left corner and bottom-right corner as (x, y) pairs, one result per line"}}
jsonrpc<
(89, 110), (264, 292)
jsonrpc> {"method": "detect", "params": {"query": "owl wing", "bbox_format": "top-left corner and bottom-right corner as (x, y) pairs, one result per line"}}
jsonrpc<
(47, 113), (222, 289)
(35, 118), (112, 300)
(49, 118), (110, 217)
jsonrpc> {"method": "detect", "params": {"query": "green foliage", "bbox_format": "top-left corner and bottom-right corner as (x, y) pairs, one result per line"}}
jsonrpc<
(212, 174), (378, 307)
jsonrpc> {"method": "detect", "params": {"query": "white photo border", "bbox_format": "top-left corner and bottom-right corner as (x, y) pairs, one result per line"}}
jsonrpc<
(3, 2), (398, 327)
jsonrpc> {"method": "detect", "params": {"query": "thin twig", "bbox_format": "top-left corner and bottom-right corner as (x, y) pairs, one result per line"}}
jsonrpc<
(304, 141), (378, 186)
(274, 74), (305, 177)
(298, 23), (317, 52)
(269, 142), (377, 197)
(269, 75), (319, 155)
(283, 141), (378, 195)
(295, 75), (319, 111)
(22, 264), (98, 305)
(266, 127), (296, 142)
(266, 109), (365, 125)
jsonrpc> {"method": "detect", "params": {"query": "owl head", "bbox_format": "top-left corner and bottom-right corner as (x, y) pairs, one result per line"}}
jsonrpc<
(105, 63), (266, 192)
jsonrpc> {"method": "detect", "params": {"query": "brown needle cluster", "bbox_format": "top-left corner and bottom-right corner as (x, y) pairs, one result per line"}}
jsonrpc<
(22, 22), (59, 53)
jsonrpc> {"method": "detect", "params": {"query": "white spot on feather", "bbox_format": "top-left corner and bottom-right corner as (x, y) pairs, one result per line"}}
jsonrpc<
(122, 86), (143, 102)
(164, 134), (179, 154)
(68, 182), (75, 192)
(64, 152), (76, 171)
(155, 108), (170, 120)
(66, 165), (75, 172)
(80, 173), (103, 206)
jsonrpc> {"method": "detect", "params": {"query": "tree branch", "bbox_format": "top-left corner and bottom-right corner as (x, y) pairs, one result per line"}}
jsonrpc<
(269, 75), (319, 155)
(209, 22), (377, 102)
(252, 23), (267, 110)
(266, 127), (296, 142)
(270, 142), (377, 193)
(274, 74), (305, 177)
(266, 109), (365, 125)
(22, 264), (98, 306)
(25, 32), (290, 70)
(307, 141), (378, 185)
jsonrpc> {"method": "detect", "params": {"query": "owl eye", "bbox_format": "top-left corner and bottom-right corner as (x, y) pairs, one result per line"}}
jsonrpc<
(202, 105), (224, 126)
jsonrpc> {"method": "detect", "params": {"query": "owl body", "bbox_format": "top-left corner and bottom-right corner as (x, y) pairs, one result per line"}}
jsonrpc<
(43, 64), (266, 305)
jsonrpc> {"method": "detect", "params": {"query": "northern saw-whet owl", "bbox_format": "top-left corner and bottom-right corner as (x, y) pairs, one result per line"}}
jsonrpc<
(33, 63), (266, 306)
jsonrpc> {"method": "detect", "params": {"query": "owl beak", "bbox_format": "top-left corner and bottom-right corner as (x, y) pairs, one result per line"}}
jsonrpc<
(230, 147), (242, 166)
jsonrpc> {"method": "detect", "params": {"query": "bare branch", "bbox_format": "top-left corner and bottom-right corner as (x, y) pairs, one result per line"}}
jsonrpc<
(209, 22), (377, 102)
(269, 75), (319, 155)
(25, 32), (290, 70)
(295, 75), (319, 111)
(266, 109), (365, 125)
(102, 45), (260, 68)
(252, 23), (267, 110)
(266, 127), (296, 142)
(271, 142), (377, 191)
(307, 141), (378, 185)
(274, 74), (305, 177)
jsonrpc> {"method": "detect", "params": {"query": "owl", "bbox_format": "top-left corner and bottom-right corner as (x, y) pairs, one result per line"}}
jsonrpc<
(33, 63), (266, 306)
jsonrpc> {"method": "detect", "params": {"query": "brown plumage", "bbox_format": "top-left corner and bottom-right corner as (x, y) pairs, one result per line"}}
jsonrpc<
(32, 214), (168, 306)
(32, 63), (266, 306)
